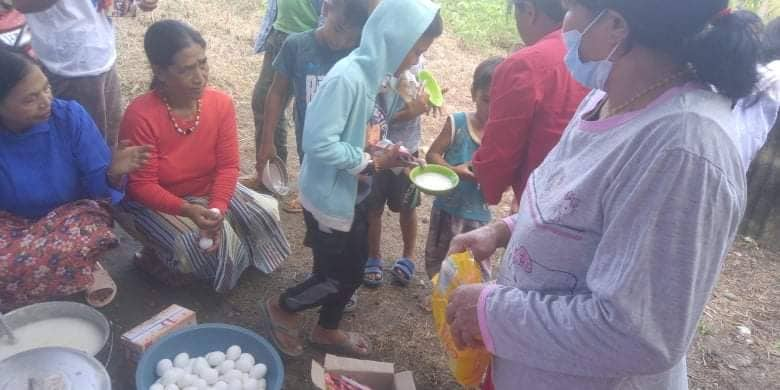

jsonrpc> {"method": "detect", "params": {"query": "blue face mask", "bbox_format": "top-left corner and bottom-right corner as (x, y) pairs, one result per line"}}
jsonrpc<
(563, 10), (621, 91)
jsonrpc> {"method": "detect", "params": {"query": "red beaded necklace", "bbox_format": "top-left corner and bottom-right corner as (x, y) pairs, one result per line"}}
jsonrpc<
(162, 95), (201, 136)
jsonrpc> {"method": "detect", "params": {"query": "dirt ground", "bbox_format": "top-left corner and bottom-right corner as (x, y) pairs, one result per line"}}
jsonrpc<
(100, 1), (779, 389)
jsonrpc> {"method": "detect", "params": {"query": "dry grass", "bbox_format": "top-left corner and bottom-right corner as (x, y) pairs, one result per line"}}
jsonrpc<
(688, 238), (780, 389)
(115, 0), (264, 174)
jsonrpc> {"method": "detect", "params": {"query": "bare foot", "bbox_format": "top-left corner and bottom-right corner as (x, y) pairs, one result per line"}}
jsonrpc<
(310, 326), (371, 356)
(365, 273), (381, 282)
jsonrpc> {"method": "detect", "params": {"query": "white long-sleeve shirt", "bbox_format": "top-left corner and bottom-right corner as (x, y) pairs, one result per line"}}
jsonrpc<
(734, 60), (780, 171)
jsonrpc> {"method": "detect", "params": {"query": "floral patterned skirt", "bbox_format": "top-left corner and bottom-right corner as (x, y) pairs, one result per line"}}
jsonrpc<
(0, 200), (118, 311)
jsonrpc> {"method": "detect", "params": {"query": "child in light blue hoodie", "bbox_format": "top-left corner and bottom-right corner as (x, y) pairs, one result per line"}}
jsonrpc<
(262, 0), (443, 358)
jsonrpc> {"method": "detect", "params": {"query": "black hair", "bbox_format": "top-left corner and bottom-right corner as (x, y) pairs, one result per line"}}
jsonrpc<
(513, 0), (566, 23)
(0, 49), (34, 103)
(423, 11), (444, 39)
(763, 17), (780, 63)
(472, 56), (504, 95)
(144, 20), (206, 89)
(328, 0), (371, 28)
(573, 0), (760, 102)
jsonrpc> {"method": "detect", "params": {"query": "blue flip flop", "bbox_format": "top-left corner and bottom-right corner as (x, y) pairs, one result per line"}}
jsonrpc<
(391, 257), (416, 287)
(363, 258), (384, 288)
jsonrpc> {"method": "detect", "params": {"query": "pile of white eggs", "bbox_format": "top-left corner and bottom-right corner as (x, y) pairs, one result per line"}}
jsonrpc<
(149, 345), (268, 390)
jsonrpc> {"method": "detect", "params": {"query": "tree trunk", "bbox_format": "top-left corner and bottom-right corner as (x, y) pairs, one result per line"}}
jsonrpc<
(740, 117), (780, 251)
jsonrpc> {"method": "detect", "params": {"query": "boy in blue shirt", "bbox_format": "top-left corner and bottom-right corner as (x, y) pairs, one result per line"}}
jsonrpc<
(262, 0), (443, 358)
(251, 0), (323, 176)
(255, 0), (369, 171)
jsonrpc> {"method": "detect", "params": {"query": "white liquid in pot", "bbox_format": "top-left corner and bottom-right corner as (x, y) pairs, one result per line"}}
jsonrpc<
(0, 317), (104, 360)
(415, 172), (453, 191)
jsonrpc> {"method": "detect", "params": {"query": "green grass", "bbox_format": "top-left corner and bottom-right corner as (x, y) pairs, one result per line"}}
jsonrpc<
(436, 0), (780, 53)
(437, 0), (518, 51)
(737, 0), (780, 19)
(697, 322), (714, 337)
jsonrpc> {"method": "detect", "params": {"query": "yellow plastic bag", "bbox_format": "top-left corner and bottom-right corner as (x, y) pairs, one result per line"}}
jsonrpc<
(431, 251), (491, 388)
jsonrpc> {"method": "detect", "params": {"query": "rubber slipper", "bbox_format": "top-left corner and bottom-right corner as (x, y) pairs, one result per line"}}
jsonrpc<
(85, 262), (117, 308)
(281, 196), (303, 214)
(391, 257), (416, 287)
(362, 258), (384, 288)
(259, 299), (304, 357)
(238, 175), (261, 190)
(310, 331), (372, 358)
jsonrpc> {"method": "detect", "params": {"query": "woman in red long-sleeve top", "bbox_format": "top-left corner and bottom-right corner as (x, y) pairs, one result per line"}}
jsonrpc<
(116, 20), (290, 292)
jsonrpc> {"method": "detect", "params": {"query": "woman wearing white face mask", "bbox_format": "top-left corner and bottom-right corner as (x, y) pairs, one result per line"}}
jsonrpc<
(444, 1), (761, 389)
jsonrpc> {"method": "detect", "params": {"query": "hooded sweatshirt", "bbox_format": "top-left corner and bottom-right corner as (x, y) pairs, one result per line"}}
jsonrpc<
(298, 0), (440, 231)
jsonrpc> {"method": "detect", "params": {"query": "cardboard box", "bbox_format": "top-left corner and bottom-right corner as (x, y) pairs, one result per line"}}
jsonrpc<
(121, 304), (197, 362)
(311, 354), (416, 390)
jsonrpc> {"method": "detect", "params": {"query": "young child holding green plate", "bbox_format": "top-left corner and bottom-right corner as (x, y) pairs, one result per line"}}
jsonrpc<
(424, 57), (503, 279)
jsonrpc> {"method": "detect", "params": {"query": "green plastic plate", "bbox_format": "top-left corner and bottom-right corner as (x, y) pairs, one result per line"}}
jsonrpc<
(409, 164), (459, 195)
(417, 70), (445, 107)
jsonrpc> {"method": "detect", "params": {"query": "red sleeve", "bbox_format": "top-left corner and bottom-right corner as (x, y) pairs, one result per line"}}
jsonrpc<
(120, 106), (187, 215)
(473, 56), (537, 205)
(207, 96), (239, 213)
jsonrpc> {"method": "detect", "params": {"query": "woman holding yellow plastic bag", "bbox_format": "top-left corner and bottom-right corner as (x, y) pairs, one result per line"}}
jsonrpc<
(444, 1), (759, 389)
(431, 251), (491, 388)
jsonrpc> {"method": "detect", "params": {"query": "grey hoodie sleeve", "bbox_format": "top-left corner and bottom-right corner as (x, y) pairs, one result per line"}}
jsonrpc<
(481, 147), (743, 378)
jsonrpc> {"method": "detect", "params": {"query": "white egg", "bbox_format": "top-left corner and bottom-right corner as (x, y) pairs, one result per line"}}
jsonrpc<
(242, 378), (258, 390)
(249, 364), (267, 379)
(174, 353), (190, 368)
(199, 237), (214, 250)
(225, 345), (241, 361)
(227, 379), (243, 390)
(238, 353), (255, 366)
(177, 374), (197, 387)
(207, 351), (226, 366)
(193, 378), (207, 390)
(224, 369), (243, 382)
(157, 359), (174, 378)
(242, 373), (250, 381)
(150, 384), (165, 390)
(257, 378), (266, 390)
(225, 345), (241, 360)
(182, 387), (197, 390)
(164, 384), (180, 390)
(235, 359), (252, 373)
(218, 360), (235, 375)
(201, 368), (219, 385)
(161, 368), (184, 386)
(193, 358), (211, 375)
(213, 381), (228, 390)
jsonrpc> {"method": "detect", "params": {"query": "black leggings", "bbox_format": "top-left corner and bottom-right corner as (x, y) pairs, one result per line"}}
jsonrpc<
(279, 206), (368, 329)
